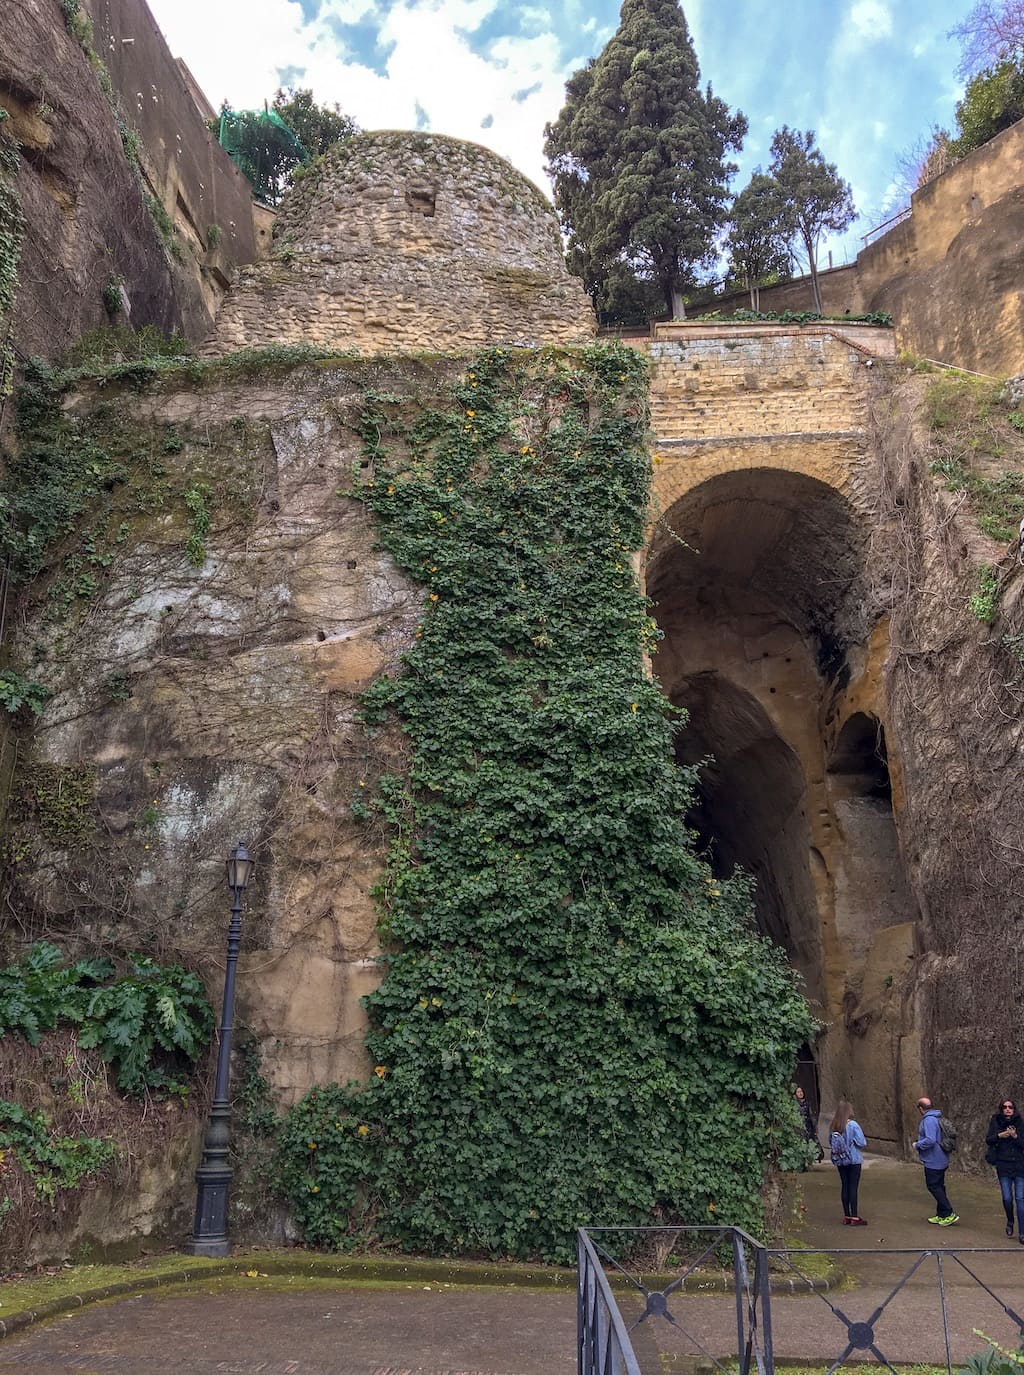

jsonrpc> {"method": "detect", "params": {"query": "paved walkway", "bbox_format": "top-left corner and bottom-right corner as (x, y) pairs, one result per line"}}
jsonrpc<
(1, 1156), (1022, 1374)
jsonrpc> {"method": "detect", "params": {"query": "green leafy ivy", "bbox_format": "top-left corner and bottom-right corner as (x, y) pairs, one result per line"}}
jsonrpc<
(0, 942), (214, 1095)
(276, 344), (814, 1262)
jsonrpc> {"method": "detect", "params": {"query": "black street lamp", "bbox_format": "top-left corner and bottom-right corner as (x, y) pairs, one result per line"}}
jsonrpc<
(185, 840), (255, 1257)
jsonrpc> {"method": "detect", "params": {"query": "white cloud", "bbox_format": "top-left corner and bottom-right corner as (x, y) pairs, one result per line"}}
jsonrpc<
(848, 0), (894, 43)
(148, 0), (580, 196)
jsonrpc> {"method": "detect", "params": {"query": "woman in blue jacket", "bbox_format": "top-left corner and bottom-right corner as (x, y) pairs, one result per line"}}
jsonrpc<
(829, 1099), (868, 1225)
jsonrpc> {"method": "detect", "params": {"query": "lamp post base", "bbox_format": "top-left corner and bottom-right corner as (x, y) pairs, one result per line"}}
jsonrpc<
(184, 1235), (230, 1258)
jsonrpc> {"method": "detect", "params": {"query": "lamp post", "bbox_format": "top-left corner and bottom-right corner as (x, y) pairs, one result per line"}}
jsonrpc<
(185, 840), (255, 1257)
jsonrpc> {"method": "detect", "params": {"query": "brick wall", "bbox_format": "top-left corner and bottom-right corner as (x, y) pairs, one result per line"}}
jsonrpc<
(644, 324), (892, 447)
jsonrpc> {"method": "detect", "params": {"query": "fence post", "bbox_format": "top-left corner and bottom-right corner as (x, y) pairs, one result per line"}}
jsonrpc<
(755, 1242), (774, 1375)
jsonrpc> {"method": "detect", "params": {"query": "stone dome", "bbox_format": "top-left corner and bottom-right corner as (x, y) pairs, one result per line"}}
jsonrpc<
(205, 131), (595, 355)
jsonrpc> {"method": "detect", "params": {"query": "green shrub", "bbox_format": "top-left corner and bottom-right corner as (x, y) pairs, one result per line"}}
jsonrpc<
(0, 669), (51, 716)
(0, 1099), (114, 1202)
(0, 943), (214, 1096)
(969, 565), (999, 624)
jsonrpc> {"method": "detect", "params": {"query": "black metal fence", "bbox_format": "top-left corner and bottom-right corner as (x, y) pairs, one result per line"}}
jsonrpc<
(577, 1226), (1024, 1375)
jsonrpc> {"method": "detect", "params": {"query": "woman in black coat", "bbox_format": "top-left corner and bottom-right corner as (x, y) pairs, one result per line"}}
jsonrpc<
(986, 1096), (1024, 1241)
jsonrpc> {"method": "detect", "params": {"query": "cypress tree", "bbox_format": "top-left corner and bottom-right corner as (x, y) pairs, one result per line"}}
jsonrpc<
(544, 0), (746, 319)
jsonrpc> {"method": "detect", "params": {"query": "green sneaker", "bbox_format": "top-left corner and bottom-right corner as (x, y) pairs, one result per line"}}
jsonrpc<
(937, 1214), (959, 1226)
(927, 1216), (943, 1224)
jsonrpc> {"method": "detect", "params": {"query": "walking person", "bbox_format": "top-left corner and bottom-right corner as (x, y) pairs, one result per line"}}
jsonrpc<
(914, 1096), (958, 1225)
(795, 1086), (824, 1163)
(829, 1099), (867, 1225)
(986, 1096), (1024, 1242)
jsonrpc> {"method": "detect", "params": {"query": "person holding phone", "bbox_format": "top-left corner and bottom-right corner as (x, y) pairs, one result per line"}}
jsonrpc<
(986, 1096), (1024, 1242)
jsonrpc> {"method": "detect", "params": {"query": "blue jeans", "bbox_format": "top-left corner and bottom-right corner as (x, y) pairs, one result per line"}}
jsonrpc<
(999, 1172), (1024, 1234)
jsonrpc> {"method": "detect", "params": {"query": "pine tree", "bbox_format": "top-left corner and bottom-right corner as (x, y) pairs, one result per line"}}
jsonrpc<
(544, 0), (746, 319)
(726, 173), (792, 311)
(767, 128), (854, 315)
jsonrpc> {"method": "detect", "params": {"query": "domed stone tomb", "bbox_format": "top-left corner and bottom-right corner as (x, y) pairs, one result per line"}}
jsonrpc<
(206, 131), (596, 355)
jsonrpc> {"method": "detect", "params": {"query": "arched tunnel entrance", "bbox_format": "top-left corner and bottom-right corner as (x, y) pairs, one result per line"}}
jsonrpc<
(648, 466), (921, 1151)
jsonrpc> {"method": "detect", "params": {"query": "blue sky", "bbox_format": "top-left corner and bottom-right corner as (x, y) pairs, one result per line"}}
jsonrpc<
(146, 0), (972, 266)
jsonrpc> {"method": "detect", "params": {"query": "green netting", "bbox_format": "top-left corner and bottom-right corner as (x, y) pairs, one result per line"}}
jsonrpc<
(217, 107), (307, 205)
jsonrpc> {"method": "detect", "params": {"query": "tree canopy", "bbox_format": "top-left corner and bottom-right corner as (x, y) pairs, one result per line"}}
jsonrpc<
(725, 173), (792, 310)
(215, 89), (358, 206)
(767, 128), (854, 315)
(272, 87), (358, 160)
(544, 0), (746, 320)
(948, 60), (1024, 156)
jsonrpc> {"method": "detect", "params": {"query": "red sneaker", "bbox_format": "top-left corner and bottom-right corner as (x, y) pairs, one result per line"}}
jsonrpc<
(849, 1217), (868, 1226)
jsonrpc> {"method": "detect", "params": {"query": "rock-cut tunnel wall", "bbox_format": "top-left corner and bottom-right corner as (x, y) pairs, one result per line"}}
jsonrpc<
(637, 321), (921, 1152)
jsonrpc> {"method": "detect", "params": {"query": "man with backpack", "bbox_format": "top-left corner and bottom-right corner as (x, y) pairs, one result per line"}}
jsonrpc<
(914, 1097), (958, 1225)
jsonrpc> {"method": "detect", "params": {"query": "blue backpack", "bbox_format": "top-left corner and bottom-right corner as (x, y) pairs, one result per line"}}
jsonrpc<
(830, 1130), (852, 1166)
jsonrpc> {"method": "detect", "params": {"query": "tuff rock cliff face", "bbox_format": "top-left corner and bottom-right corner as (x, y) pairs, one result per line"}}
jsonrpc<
(868, 377), (1024, 1162)
(2, 118), (1023, 1262)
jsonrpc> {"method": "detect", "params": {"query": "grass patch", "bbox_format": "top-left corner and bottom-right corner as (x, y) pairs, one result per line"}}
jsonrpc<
(925, 374), (1024, 544)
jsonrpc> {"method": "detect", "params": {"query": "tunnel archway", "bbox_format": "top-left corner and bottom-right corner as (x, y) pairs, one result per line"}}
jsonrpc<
(648, 466), (919, 1147)
(673, 671), (822, 1002)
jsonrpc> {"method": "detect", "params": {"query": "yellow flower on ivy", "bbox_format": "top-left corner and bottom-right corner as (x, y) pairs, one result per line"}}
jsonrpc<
(374, 1065), (387, 1078)
(431, 997), (442, 1007)
(429, 593), (439, 602)
(309, 1184), (319, 1193)
(308, 1141), (317, 1149)
(419, 998), (429, 1008)
(357, 1124), (370, 1136)
(466, 409), (475, 418)
(630, 703), (638, 713)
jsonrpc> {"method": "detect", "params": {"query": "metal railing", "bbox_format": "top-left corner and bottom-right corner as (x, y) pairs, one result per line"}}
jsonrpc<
(860, 206), (912, 246)
(577, 1227), (1024, 1375)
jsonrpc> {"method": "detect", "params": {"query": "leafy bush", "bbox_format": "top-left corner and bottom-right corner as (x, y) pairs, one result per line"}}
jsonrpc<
(276, 345), (814, 1262)
(715, 308), (893, 327)
(184, 481), (213, 567)
(0, 669), (51, 716)
(0, 943), (213, 1095)
(0, 1099), (114, 1202)
(969, 565), (1000, 624)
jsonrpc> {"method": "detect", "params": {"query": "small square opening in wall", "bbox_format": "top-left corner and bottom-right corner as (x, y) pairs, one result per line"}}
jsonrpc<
(405, 183), (437, 216)
(346, 560), (357, 569)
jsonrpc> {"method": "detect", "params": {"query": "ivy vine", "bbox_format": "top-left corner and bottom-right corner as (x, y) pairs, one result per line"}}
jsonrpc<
(276, 344), (814, 1262)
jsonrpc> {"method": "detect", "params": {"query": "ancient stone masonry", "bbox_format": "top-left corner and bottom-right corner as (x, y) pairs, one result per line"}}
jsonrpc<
(206, 132), (595, 356)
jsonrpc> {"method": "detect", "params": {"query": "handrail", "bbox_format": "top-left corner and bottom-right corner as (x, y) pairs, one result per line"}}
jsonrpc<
(577, 1225), (1024, 1375)
(577, 1229), (643, 1375)
(861, 206), (912, 246)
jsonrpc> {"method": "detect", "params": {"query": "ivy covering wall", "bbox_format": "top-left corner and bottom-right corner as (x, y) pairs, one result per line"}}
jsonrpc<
(278, 343), (814, 1262)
